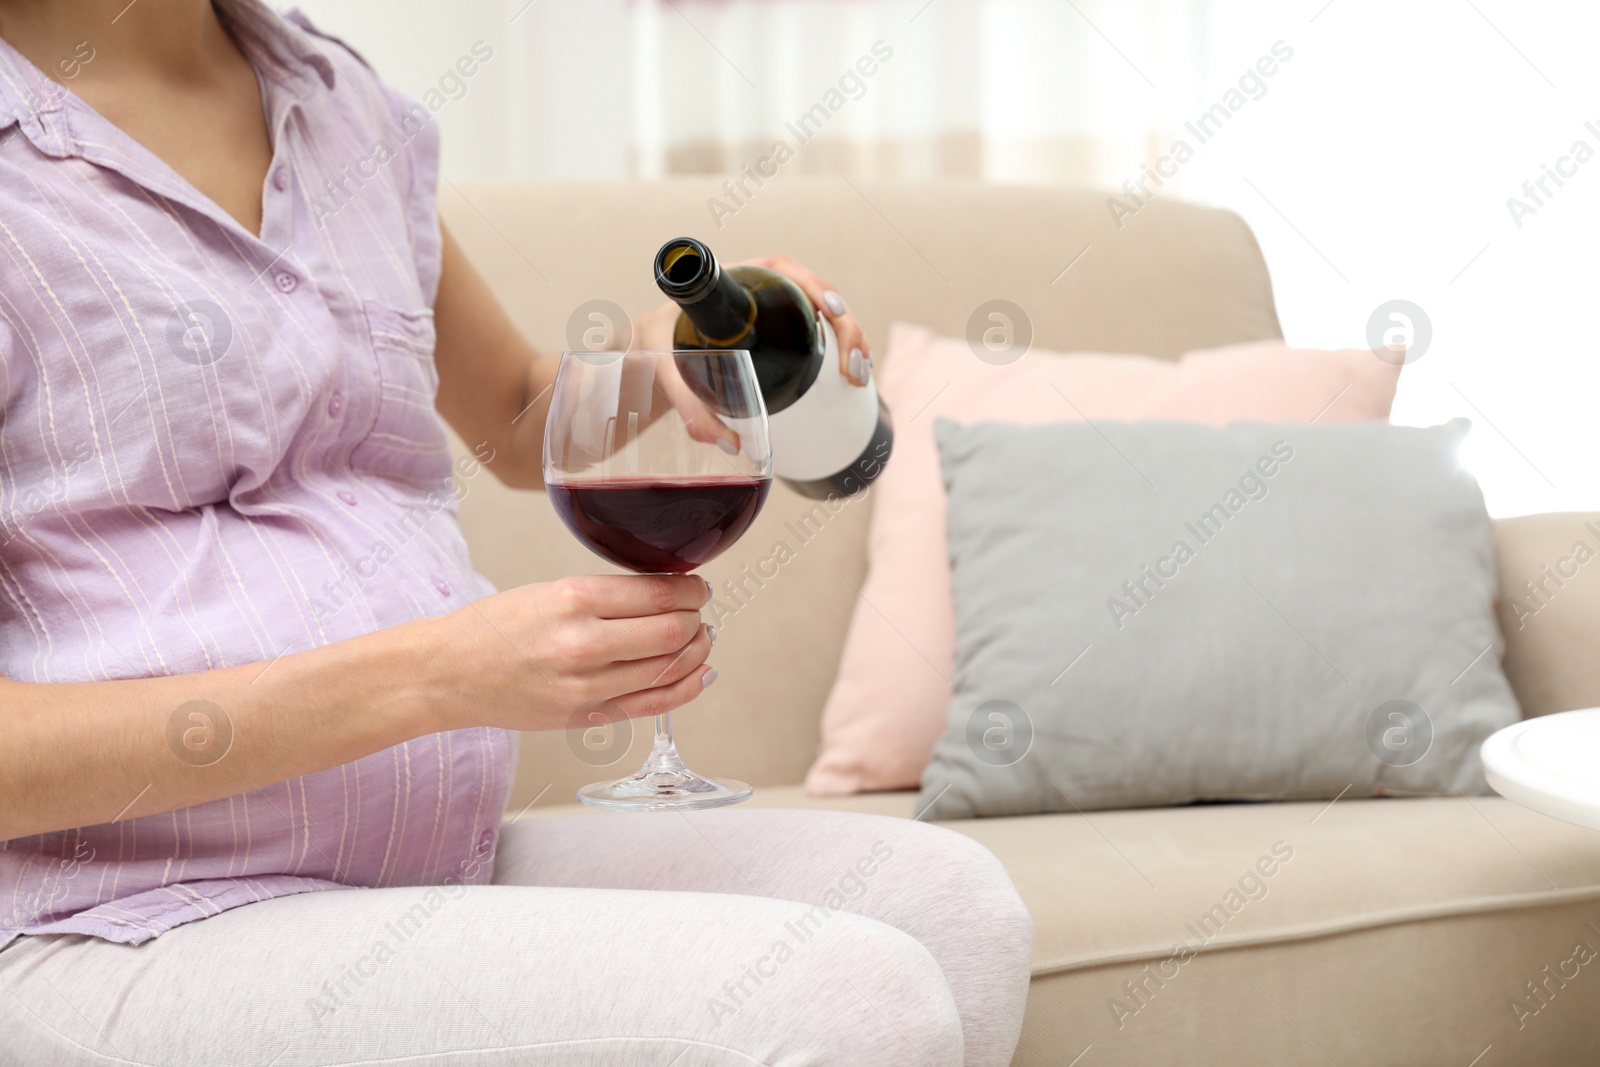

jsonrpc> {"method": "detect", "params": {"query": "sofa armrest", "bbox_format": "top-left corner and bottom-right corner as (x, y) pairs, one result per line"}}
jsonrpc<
(1494, 513), (1600, 718)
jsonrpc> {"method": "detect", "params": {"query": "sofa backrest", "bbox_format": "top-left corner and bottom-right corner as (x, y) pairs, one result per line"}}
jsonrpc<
(443, 180), (1595, 810)
(1492, 513), (1600, 720)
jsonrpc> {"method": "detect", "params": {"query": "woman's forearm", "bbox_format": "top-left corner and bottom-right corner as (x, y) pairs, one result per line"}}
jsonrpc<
(1, 572), (720, 843)
(500, 352), (558, 488)
(431, 225), (556, 489)
(430, 228), (693, 492)
(0, 618), (443, 842)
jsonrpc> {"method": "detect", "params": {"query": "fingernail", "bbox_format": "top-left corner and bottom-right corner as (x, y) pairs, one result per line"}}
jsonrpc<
(848, 347), (865, 384)
(702, 577), (714, 598)
(706, 625), (718, 646)
(716, 438), (737, 455)
(701, 667), (719, 689)
(822, 290), (847, 316)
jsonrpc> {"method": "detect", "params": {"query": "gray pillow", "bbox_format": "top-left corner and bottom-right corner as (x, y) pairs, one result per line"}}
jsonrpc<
(919, 418), (1520, 818)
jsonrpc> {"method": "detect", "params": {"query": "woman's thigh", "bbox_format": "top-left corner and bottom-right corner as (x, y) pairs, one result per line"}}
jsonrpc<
(0, 882), (960, 1067)
(491, 809), (1032, 1067)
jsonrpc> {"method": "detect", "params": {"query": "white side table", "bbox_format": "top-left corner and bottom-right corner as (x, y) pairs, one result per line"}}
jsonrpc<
(1482, 708), (1600, 831)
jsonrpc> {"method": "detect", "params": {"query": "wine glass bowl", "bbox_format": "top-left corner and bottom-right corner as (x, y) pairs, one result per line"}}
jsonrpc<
(543, 349), (772, 810)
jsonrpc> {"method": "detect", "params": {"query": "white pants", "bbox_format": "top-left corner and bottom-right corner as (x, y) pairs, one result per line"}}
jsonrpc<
(0, 809), (1032, 1066)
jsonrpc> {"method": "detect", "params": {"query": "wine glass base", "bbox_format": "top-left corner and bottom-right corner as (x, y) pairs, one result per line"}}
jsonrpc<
(577, 769), (753, 812)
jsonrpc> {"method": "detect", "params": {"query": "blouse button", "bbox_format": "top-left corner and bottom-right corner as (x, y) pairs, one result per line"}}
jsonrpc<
(327, 392), (343, 417)
(337, 490), (358, 506)
(432, 576), (453, 598)
(272, 167), (289, 192)
(274, 272), (298, 293)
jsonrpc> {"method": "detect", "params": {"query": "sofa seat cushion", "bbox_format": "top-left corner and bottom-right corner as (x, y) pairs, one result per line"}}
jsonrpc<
(525, 787), (1600, 1064)
(529, 786), (1600, 973)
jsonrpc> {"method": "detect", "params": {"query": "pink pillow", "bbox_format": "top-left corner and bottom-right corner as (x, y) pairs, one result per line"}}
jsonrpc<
(805, 322), (1402, 795)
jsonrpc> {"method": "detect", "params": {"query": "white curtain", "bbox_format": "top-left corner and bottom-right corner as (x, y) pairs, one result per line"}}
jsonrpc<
(284, 0), (1217, 189)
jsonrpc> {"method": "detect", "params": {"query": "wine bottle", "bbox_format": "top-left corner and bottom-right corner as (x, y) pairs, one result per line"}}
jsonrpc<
(654, 237), (893, 499)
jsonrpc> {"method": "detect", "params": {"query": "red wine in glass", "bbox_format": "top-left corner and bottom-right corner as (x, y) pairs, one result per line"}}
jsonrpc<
(543, 347), (772, 811)
(547, 477), (771, 574)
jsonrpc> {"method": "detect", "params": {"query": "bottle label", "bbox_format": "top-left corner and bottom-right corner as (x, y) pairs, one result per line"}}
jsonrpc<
(766, 316), (880, 482)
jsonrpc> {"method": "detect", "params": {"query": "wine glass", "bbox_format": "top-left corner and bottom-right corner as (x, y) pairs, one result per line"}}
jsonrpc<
(543, 349), (772, 810)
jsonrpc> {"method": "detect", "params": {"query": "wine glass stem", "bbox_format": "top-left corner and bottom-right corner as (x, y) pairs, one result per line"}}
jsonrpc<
(646, 712), (687, 774)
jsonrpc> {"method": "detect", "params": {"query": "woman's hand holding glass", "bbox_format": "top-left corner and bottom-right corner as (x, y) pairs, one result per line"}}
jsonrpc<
(425, 573), (716, 734)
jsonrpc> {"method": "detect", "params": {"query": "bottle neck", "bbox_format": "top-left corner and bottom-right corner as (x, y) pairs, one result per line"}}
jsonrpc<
(673, 264), (757, 346)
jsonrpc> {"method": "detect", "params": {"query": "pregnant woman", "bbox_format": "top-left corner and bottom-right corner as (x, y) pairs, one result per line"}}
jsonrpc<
(0, 0), (1031, 1063)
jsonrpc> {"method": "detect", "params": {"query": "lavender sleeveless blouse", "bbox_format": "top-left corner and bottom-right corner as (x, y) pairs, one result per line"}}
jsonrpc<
(0, 1), (513, 947)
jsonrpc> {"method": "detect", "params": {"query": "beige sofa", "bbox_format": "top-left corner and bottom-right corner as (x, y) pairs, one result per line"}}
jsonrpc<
(443, 180), (1600, 1066)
